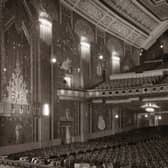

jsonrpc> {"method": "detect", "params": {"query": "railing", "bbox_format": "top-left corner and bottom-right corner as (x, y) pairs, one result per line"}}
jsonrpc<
(0, 159), (54, 168)
(87, 84), (168, 98)
(57, 83), (168, 99)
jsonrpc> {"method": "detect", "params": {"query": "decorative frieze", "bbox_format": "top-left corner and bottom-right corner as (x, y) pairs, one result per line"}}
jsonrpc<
(62, 0), (149, 47)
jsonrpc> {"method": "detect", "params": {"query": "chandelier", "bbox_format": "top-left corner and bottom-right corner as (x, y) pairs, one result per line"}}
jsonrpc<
(141, 102), (159, 112)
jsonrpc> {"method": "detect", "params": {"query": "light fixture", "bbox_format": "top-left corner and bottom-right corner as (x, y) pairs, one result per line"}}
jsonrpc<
(42, 103), (50, 116)
(160, 43), (164, 49)
(51, 57), (56, 63)
(144, 114), (148, 118)
(80, 41), (90, 48)
(145, 107), (155, 113)
(98, 55), (104, 60)
(115, 114), (119, 119)
(39, 11), (52, 45)
(141, 102), (159, 113)
(39, 12), (52, 28)
(140, 48), (144, 52)
(80, 36), (90, 48)
(3, 68), (7, 72)
(77, 68), (80, 72)
(158, 115), (162, 120)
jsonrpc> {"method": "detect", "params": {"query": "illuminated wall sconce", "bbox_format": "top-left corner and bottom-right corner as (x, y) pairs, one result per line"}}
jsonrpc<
(3, 67), (7, 72)
(115, 114), (119, 119)
(39, 12), (52, 28)
(51, 57), (57, 64)
(160, 43), (164, 49)
(42, 103), (50, 116)
(139, 48), (144, 56)
(98, 55), (104, 60)
(144, 114), (148, 118)
(80, 36), (90, 48)
(158, 115), (162, 120)
(39, 12), (52, 44)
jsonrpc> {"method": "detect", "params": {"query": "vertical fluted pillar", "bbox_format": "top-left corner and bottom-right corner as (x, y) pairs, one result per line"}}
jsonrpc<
(0, 0), (6, 101)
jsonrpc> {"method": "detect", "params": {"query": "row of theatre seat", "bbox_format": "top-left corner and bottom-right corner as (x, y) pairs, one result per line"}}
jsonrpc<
(95, 75), (163, 90)
(3, 126), (168, 168)
(94, 68), (168, 90)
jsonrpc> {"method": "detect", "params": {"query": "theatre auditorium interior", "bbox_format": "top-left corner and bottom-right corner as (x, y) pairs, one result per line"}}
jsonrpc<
(1, 0), (168, 167)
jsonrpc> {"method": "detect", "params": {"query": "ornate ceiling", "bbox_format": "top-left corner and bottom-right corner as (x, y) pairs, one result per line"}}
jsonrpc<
(138, 0), (168, 21)
(61, 0), (168, 49)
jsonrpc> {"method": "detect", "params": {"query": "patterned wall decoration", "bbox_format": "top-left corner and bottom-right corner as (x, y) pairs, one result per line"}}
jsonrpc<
(0, 0), (33, 146)
(62, 0), (149, 47)
(74, 19), (94, 42)
(5, 61), (28, 105)
(138, 0), (168, 21)
(4, 23), (31, 105)
(101, 0), (159, 32)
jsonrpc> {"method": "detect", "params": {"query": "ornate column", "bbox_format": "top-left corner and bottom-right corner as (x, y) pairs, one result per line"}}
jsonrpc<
(31, 20), (41, 142)
(80, 101), (89, 142)
(0, 0), (6, 101)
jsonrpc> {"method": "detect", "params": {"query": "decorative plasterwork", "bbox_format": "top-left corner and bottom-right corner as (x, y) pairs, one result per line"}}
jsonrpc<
(61, 0), (167, 49)
(151, 0), (167, 5)
(101, 0), (159, 34)
(138, 0), (168, 21)
(61, 0), (148, 48)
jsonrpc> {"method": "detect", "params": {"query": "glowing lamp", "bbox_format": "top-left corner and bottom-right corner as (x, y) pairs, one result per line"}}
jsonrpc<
(3, 68), (7, 72)
(144, 114), (148, 118)
(43, 104), (50, 116)
(160, 44), (164, 49)
(115, 114), (119, 119)
(158, 116), (162, 120)
(51, 57), (56, 63)
(98, 55), (104, 60)
(145, 107), (155, 113)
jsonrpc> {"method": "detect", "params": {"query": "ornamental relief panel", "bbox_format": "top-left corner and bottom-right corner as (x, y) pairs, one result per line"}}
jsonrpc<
(78, 0), (104, 21)
(3, 22), (31, 105)
(63, 0), (149, 47)
(101, 0), (159, 32)
(151, 0), (167, 5)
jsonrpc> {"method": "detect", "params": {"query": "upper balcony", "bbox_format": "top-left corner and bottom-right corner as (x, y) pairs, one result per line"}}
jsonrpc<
(57, 68), (168, 100)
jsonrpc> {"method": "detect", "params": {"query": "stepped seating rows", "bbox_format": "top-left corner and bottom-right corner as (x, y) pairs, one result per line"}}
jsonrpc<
(95, 75), (163, 90)
(5, 126), (168, 168)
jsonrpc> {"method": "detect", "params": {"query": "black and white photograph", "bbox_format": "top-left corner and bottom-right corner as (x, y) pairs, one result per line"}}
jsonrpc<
(0, 0), (168, 167)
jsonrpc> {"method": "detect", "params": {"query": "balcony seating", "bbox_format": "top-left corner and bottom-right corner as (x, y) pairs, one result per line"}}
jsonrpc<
(95, 75), (163, 90)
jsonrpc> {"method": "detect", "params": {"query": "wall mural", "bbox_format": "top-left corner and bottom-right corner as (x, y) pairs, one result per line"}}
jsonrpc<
(0, 0), (33, 146)
(5, 61), (28, 105)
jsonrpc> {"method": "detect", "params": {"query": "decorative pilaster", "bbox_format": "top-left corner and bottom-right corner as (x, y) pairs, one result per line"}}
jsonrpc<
(31, 19), (41, 142)
(80, 101), (89, 142)
(0, 0), (6, 101)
